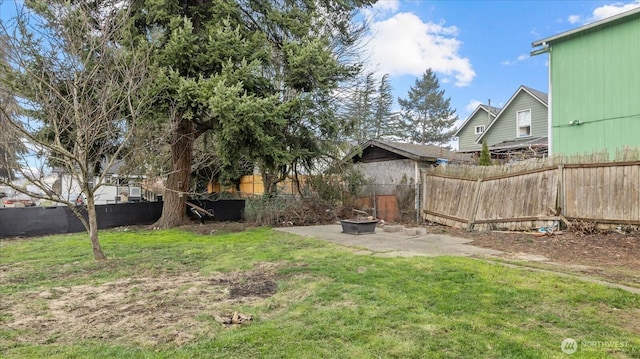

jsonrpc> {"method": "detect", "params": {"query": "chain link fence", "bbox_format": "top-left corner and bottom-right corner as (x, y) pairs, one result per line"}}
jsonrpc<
(346, 183), (422, 224)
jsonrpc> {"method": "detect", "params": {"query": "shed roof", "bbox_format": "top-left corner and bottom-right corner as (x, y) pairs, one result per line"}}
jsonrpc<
(347, 139), (471, 163)
(532, 7), (640, 54)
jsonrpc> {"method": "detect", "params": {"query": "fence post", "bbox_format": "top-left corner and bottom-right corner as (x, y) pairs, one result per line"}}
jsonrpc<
(466, 177), (483, 231)
(557, 163), (565, 217)
(372, 185), (377, 219)
(415, 181), (420, 225)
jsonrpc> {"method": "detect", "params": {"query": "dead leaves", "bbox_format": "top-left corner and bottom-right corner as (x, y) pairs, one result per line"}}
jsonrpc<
(215, 312), (253, 326)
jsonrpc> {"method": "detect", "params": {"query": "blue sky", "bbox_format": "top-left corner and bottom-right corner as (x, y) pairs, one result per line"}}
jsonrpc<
(2, 0), (640, 146)
(362, 0), (640, 147)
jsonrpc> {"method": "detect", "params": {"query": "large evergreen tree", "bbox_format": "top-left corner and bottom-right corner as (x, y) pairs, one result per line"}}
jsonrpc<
(398, 69), (458, 146)
(347, 72), (376, 143)
(344, 72), (404, 143)
(372, 73), (396, 139)
(129, 0), (374, 227)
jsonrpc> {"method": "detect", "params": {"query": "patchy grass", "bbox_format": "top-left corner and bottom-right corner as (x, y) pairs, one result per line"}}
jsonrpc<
(1, 227), (640, 358)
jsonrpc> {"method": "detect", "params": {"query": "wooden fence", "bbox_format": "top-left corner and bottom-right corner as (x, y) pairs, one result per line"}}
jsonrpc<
(422, 157), (640, 230)
(561, 162), (640, 225)
(208, 175), (307, 197)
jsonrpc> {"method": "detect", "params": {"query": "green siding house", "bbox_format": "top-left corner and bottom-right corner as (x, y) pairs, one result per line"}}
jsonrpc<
(532, 8), (640, 157)
(456, 86), (548, 160)
(454, 104), (499, 152)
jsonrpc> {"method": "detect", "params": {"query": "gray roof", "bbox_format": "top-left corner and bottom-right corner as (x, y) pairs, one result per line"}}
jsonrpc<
(480, 104), (501, 115)
(522, 86), (548, 105)
(349, 139), (472, 163)
(374, 140), (456, 159)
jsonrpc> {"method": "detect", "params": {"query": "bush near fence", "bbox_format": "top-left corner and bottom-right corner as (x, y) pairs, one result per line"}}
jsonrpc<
(422, 148), (640, 231)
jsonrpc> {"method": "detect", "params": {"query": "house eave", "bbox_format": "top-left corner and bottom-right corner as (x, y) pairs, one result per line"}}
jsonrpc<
(532, 7), (640, 49)
(530, 45), (549, 56)
(453, 106), (496, 137)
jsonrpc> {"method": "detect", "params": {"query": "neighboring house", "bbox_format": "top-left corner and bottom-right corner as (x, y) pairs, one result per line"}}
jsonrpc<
(346, 139), (471, 186)
(457, 85), (548, 161)
(532, 8), (640, 158)
(454, 103), (500, 152)
(53, 159), (151, 205)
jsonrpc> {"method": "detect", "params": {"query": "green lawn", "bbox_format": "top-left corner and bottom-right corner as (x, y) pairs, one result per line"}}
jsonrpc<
(1, 227), (639, 358)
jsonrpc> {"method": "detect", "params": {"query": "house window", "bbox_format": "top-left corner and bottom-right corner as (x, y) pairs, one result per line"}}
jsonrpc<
(474, 125), (485, 134)
(517, 109), (531, 137)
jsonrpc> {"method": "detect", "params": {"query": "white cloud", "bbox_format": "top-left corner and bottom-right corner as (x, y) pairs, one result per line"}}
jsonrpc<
(365, 12), (476, 87)
(567, 15), (580, 24)
(362, 0), (400, 23)
(592, 0), (640, 20)
(465, 100), (483, 114)
(372, 0), (400, 13)
(568, 1), (640, 25)
(501, 53), (529, 66)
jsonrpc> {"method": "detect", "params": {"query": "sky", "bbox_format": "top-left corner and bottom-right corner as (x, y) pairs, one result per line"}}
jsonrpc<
(2, 0), (640, 148)
(361, 0), (640, 147)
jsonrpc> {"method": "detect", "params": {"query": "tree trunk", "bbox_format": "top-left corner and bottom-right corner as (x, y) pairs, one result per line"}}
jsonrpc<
(153, 116), (197, 228)
(86, 196), (106, 260)
(262, 172), (277, 197)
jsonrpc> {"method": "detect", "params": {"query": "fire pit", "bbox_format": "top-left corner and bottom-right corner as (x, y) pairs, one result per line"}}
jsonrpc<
(340, 219), (379, 235)
(340, 209), (379, 235)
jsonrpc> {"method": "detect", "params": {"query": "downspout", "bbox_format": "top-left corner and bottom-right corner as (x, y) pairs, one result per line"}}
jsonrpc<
(547, 45), (553, 156)
(415, 160), (420, 224)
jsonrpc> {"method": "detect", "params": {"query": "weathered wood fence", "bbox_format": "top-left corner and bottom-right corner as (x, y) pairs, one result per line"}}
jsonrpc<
(422, 158), (640, 231)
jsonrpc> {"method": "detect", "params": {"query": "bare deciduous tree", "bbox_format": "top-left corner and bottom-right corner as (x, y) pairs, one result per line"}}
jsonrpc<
(0, 2), (154, 259)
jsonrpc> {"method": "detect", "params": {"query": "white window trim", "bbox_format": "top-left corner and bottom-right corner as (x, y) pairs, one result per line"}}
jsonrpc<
(474, 125), (485, 135)
(516, 109), (532, 138)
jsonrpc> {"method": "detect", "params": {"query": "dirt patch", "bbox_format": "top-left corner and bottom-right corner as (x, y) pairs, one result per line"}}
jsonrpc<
(4, 262), (281, 347)
(425, 225), (640, 287)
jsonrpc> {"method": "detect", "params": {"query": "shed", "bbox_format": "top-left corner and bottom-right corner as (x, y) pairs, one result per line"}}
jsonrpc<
(346, 139), (470, 185)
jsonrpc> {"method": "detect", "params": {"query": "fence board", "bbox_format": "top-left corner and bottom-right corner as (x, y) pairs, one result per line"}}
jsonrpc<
(604, 166), (612, 219)
(424, 159), (640, 229)
(596, 166), (604, 220)
(633, 165), (640, 221)
(624, 166), (636, 221)
(588, 167), (597, 220)
(613, 166), (624, 220)
(565, 168), (579, 218)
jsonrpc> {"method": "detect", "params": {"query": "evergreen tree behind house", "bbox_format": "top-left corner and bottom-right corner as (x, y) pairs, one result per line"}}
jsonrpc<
(398, 69), (457, 146)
